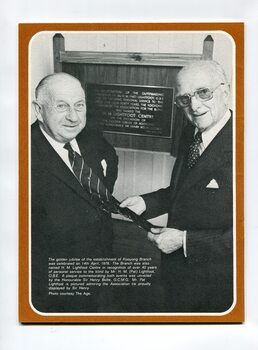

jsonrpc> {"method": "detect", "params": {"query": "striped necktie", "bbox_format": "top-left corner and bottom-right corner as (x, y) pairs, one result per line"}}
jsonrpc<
(64, 142), (158, 232)
(64, 142), (112, 207)
(187, 132), (202, 168)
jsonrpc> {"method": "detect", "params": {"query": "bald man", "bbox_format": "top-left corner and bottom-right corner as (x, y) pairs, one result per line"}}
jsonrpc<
(31, 73), (118, 312)
(121, 61), (233, 312)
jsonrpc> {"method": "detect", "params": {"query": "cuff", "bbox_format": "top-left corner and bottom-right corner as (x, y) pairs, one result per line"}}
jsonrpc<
(183, 230), (187, 257)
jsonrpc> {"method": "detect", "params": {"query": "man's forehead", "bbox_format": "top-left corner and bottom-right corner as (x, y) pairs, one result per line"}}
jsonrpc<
(47, 78), (85, 99)
(177, 67), (218, 91)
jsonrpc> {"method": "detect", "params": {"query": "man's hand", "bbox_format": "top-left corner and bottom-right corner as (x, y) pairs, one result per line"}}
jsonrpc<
(148, 227), (184, 254)
(120, 196), (146, 215)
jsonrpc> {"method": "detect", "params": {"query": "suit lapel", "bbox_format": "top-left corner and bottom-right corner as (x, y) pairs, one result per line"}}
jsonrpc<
(31, 122), (101, 208)
(174, 117), (232, 197)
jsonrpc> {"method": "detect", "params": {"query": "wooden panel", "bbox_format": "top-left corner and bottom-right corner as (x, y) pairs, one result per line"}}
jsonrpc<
(112, 150), (125, 201)
(115, 34), (127, 51)
(134, 152), (153, 195)
(123, 151), (135, 198)
(96, 33), (118, 51)
(53, 34), (64, 73)
(111, 149), (175, 227)
(60, 50), (202, 66)
(62, 62), (184, 153)
(158, 33), (202, 54)
(202, 35), (214, 60)
(148, 153), (175, 227)
(163, 154), (175, 186)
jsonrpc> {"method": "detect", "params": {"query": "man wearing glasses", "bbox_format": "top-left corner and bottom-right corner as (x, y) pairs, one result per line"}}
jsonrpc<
(121, 60), (233, 312)
(31, 72), (118, 312)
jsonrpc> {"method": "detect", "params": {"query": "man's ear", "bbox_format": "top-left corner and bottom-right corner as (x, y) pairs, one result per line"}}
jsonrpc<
(222, 84), (231, 104)
(32, 101), (43, 122)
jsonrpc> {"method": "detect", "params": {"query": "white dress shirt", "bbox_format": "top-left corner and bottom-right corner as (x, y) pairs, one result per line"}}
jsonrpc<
(197, 109), (231, 155)
(39, 126), (81, 174)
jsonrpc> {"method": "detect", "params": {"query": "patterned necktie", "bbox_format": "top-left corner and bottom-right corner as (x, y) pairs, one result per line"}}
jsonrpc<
(64, 142), (114, 209)
(187, 131), (202, 169)
(64, 142), (159, 232)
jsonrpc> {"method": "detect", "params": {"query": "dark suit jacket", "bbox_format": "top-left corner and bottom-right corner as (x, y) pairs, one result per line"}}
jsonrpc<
(31, 121), (118, 312)
(143, 116), (233, 312)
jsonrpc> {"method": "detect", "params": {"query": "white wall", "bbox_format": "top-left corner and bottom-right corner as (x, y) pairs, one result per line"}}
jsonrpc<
(29, 32), (54, 103)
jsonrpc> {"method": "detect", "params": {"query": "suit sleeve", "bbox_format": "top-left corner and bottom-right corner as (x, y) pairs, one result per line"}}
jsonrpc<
(140, 126), (193, 220)
(141, 187), (171, 220)
(186, 226), (233, 263)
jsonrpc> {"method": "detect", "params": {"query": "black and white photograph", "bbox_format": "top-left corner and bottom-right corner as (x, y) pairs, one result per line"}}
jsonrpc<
(27, 29), (238, 317)
(3, 0), (258, 347)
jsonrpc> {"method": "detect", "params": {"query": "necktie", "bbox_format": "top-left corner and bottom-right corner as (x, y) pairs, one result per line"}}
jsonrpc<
(64, 142), (158, 232)
(64, 142), (112, 207)
(187, 131), (202, 169)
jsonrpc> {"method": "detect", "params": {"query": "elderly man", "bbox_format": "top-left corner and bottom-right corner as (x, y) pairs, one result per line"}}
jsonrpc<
(31, 72), (118, 312)
(121, 60), (233, 312)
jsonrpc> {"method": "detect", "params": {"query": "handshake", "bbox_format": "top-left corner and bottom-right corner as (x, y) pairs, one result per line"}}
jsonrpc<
(119, 196), (184, 254)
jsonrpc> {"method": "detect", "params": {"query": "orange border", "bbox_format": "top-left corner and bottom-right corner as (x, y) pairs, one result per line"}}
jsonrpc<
(19, 23), (244, 323)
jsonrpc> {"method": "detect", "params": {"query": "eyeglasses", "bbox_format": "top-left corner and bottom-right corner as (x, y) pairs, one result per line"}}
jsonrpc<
(175, 83), (225, 108)
(52, 101), (86, 113)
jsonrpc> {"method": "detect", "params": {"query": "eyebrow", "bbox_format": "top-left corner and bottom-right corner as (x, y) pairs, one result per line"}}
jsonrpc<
(195, 86), (210, 90)
(55, 99), (85, 104)
(55, 100), (68, 104)
(177, 86), (211, 96)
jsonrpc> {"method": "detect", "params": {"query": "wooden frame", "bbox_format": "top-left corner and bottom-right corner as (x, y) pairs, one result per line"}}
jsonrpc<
(53, 33), (214, 70)
(53, 33), (214, 154)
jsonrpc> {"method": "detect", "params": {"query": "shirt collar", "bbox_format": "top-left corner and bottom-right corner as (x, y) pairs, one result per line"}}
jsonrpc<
(196, 109), (231, 149)
(39, 125), (80, 154)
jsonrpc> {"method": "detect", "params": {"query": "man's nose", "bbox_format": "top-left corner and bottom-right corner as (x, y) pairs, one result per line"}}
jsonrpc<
(66, 107), (78, 122)
(189, 95), (202, 112)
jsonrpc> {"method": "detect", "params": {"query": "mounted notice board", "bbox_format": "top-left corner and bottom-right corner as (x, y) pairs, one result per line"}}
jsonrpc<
(86, 83), (174, 138)
(52, 32), (215, 153)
